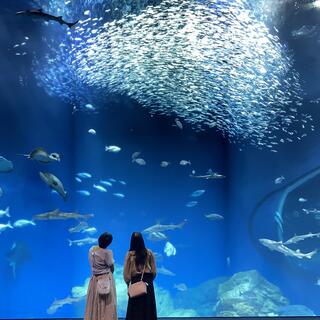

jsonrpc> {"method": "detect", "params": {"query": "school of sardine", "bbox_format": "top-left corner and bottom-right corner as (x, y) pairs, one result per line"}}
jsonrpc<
(32, 0), (313, 148)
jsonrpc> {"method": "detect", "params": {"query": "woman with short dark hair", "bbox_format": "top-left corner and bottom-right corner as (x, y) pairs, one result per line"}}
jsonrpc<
(123, 232), (157, 320)
(85, 232), (117, 320)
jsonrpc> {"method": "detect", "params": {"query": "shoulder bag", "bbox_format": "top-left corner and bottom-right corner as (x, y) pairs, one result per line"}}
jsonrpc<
(128, 261), (148, 298)
(92, 251), (111, 295)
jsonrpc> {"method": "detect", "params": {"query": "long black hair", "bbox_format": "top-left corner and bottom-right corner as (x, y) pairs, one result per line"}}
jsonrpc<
(129, 232), (147, 267)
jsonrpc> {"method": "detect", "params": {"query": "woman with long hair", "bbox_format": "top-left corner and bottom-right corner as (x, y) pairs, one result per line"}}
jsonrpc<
(123, 232), (157, 320)
(85, 232), (117, 320)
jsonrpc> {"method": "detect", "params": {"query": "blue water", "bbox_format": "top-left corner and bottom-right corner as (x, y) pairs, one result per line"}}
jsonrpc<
(1, 0), (320, 318)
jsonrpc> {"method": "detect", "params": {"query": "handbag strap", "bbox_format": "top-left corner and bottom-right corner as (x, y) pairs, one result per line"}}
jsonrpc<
(140, 261), (146, 281)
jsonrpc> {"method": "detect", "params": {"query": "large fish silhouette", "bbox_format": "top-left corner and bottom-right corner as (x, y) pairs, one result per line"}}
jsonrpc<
(16, 9), (78, 28)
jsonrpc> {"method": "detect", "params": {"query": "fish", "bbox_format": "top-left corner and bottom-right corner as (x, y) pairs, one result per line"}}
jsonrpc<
(0, 207), (10, 218)
(82, 227), (97, 235)
(47, 296), (85, 315)
(174, 283), (188, 291)
(0, 156), (13, 173)
(33, 209), (94, 221)
(76, 172), (92, 179)
(160, 161), (170, 167)
(153, 252), (164, 262)
(13, 219), (36, 228)
(157, 266), (176, 276)
(284, 232), (320, 245)
(305, 1), (320, 10)
(190, 169), (225, 179)
(143, 219), (187, 234)
(16, 9), (78, 28)
(84, 103), (95, 111)
(39, 172), (67, 201)
(179, 160), (191, 166)
(205, 213), (224, 221)
(93, 184), (107, 192)
(0, 187), (3, 197)
(164, 241), (177, 257)
(88, 129), (96, 135)
(0, 221), (13, 233)
(6, 242), (30, 278)
(302, 208), (320, 215)
(147, 231), (167, 242)
(173, 118), (183, 130)
(75, 177), (82, 183)
(105, 145), (121, 153)
(100, 180), (113, 187)
(291, 25), (319, 38)
(298, 197), (307, 202)
(274, 176), (285, 184)
(18, 148), (60, 163)
(131, 152), (141, 160)
(118, 180), (127, 186)
(68, 237), (97, 247)
(69, 221), (89, 233)
(226, 256), (231, 268)
(77, 190), (91, 196)
(133, 158), (146, 165)
(190, 189), (206, 197)
(259, 238), (317, 259)
(33, 0), (312, 150)
(71, 278), (90, 298)
(109, 178), (117, 183)
(185, 201), (198, 208)
(274, 211), (283, 233)
(113, 193), (125, 198)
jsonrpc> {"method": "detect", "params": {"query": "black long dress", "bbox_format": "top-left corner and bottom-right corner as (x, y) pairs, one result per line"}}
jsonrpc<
(125, 273), (157, 320)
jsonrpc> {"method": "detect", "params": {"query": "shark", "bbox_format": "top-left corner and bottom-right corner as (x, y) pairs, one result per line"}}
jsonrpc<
(189, 169), (225, 180)
(33, 209), (94, 221)
(6, 242), (31, 278)
(157, 266), (176, 276)
(142, 219), (187, 234)
(16, 9), (78, 28)
(284, 232), (320, 245)
(47, 296), (84, 314)
(259, 238), (317, 259)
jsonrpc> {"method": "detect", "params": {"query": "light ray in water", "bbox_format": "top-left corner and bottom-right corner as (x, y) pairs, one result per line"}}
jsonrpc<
(32, 0), (312, 147)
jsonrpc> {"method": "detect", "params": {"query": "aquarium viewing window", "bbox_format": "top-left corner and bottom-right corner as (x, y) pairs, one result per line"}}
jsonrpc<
(0, 0), (320, 319)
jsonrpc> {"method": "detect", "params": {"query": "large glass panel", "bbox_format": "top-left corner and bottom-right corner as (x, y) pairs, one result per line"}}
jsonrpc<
(0, 0), (319, 318)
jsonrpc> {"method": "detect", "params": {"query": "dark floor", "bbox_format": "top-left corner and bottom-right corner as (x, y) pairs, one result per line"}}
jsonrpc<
(1, 317), (319, 320)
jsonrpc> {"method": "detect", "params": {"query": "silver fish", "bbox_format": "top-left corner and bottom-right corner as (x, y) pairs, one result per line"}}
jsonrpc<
(133, 158), (146, 166)
(0, 207), (10, 218)
(0, 221), (13, 233)
(13, 219), (36, 228)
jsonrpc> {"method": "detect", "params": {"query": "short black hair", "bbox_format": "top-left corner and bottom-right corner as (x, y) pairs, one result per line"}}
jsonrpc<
(98, 232), (113, 248)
